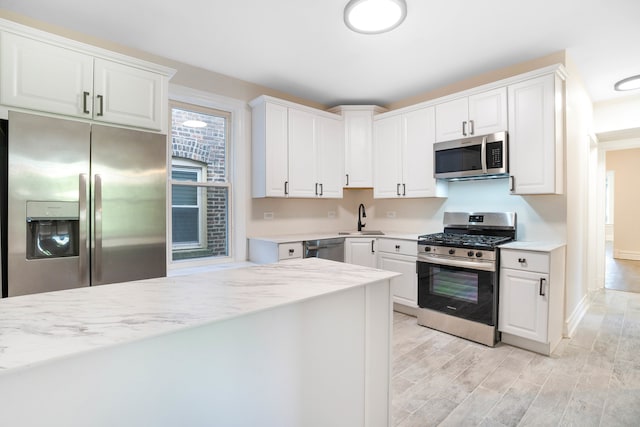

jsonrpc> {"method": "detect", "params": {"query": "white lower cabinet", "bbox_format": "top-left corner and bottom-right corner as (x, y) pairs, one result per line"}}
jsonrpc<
(376, 238), (417, 310)
(499, 245), (566, 355)
(248, 239), (303, 264)
(345, 237), (377, 268)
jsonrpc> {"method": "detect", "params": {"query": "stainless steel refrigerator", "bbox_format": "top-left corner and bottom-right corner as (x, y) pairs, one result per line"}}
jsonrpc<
(5, 111), (166, 297)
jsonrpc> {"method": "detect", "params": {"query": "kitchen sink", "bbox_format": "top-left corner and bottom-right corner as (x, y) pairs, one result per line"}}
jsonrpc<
(338, 230), (385, 236)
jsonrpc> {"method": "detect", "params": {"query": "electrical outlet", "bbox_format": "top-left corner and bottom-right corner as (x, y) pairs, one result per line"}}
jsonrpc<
(263, 212), (274, 220)
(328, 211), (336, 218)
(386, 211), (396, 218)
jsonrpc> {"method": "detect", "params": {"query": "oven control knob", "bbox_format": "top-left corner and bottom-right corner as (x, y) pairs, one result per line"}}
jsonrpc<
(475, 251), (483, 258)
(467, 251), (474, 257)
(448, 249), (455, 255)
(424, 246), (431, 252)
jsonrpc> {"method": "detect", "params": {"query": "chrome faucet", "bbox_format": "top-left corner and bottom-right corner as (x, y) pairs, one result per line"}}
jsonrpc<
(357, 203), (367, 231)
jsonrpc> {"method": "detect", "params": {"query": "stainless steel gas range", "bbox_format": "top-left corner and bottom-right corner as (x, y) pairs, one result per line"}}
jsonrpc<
(416, 212), (517, 347)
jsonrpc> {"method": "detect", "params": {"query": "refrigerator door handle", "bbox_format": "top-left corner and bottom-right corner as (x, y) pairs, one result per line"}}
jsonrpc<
(79, 174), (89, 284)
(94, 174), (103, 282)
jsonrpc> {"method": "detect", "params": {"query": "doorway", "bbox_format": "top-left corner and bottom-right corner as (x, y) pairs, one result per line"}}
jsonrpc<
(603, 148), (640, 293)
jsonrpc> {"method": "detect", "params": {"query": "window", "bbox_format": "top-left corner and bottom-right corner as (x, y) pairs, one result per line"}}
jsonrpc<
(170, 103), (230, 261)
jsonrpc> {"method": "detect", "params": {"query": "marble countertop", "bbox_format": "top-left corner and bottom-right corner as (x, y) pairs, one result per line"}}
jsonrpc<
(500, 241), (566, 252)
(0, 258), (398, 373)
(249, 231), (422, 244)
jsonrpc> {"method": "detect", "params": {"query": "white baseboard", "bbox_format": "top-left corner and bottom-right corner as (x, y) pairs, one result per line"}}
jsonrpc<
(564, 294), (590, 338)
(613, 249), (640, 261)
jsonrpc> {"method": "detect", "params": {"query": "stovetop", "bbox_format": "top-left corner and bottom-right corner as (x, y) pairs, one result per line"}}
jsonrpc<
(418, 232), (513, 250)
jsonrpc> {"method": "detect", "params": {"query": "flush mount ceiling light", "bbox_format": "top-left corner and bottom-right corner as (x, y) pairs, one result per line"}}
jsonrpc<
(182, 120), (207, 128)
(614, 74), (640, 91)
(344, 0), (407, 34)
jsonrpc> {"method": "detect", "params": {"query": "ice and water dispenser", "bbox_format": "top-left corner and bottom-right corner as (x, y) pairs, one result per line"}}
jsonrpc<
(26, 201), (79, 259)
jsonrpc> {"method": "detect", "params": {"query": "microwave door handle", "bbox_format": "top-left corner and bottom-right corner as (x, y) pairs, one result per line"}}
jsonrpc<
(481, 136), (488, 173)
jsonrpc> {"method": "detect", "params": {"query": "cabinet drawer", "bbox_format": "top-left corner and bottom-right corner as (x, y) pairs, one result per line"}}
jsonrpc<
(501, 249), (549, 273)
(278, 243), (303, 260)
(377, 239), (417, 256)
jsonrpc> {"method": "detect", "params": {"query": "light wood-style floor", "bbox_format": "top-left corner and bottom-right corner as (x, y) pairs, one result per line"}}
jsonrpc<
(392, 289), (640, 426)
(605, 241), (640, 293)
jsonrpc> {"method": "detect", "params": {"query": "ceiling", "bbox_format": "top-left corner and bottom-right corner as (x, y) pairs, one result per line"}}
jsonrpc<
(2, 0), (640, 106)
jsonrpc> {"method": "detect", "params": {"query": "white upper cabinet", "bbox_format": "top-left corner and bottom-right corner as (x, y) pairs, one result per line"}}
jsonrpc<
(329, 106), (386, 188)
(373, 106), (447, 199)
(93, 58), (163, 130)
(0, 32), (94, 117)
(0, 28), (173, 131)
(373, 115), (403, 198)
(252, 101), (289, 197)
(435, 87), (507, 142)
(508, 73), (564, 195)
(316, 115), (344, 198)
(251, 96), (344, 198)
(287, 108), (317, 197)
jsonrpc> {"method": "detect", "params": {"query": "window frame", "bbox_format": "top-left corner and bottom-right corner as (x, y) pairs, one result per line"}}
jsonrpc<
(171, 159), (207, 250)
(168, 97), (235, 267)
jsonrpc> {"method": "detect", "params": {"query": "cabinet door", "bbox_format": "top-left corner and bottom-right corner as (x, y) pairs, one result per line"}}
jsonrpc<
(316, 116), (344, 198)
(403, 107), (438, 197)
(499, 268), (549, 343)
(344, 110), (374, 188)
(435, 97), (468, 142)
(93, 58), (163, 130)
(259, 102), (289, 197)
(378, 252), (417, 307)
(0, 32), (93, 118)
(373, 115), (402, 198)
(508, 74), (559, 194)
(345, 238), (377, 268)
(287, 108), (317, 197)
(468, 87), (507, 136)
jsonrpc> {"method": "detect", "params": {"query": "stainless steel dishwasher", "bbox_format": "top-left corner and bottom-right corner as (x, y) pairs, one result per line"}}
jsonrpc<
(303, 238), (345, 262)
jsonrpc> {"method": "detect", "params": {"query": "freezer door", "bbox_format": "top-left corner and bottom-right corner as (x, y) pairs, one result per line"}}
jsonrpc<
(7, 111), (90, 296)
(90, 125), (167, 285)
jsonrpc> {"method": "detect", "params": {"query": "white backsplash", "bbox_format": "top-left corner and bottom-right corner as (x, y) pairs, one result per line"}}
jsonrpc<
(248, 178), (567, 242)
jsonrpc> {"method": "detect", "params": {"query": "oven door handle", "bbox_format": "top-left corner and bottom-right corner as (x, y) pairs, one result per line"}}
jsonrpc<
(418, 255), (496, 272)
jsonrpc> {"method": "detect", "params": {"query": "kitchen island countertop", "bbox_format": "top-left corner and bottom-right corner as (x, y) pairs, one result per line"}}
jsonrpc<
(0, 258), (398, 373)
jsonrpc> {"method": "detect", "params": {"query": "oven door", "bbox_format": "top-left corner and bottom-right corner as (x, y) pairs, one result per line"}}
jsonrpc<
(417, 259), (497, 326)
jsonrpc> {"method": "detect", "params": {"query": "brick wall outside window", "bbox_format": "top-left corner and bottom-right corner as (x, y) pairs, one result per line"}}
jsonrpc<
(171, 108), (228, 259)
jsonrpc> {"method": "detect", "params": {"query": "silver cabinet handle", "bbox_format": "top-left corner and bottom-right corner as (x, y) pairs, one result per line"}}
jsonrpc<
(94, 174), (103, 282)
(96, 94), (104, 117)
(469, 119), (475, 135)
(82, 91), (91, 114)
(315, 182), (319, 196)
(518, 258), (526, 263)
(462, 121), (467, 136)
(509, 176), (515, 192)
(320, 183), (323, 196)
(289, 248), (295, 255)
(79, 174), (89, 284)
(284, 181), (289, 195)
(395, 245), (400, 251)
(403, 183), (406, 196)
(396, 183), (401, 196)
(371, 240), (375, 253)
(539, 278), (546, 296)
(346, 174), (349, 186)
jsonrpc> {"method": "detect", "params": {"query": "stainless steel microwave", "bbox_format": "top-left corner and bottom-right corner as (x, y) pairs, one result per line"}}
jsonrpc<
(433, 131), (508, 180)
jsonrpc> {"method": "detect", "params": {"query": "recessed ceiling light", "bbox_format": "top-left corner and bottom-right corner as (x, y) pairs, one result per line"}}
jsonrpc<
(182, 120), (207, 128)
(614, 74), (640, 91)
(344, 0), (407, 34)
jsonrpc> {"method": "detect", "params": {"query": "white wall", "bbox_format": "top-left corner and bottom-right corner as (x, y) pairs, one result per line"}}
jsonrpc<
(594, 95), (640, 134)
(562, 57), (594, 334)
